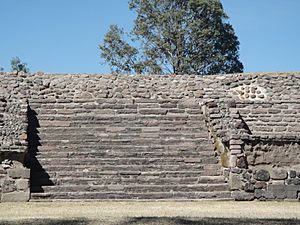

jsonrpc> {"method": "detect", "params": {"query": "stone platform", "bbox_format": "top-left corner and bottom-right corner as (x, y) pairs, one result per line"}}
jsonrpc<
(0, 72), (299, 201)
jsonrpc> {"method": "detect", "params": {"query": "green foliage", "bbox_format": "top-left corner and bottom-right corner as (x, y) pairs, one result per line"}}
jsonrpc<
(100, 25), (144, 74)
(10, 56), (29, 73)
(99, 0), (243, 75)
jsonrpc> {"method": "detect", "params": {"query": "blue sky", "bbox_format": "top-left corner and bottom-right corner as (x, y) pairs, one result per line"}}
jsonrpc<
(0, 0), (299, 74)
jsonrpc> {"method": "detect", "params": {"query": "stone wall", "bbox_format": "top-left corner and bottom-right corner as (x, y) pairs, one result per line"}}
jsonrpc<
(202, 73), (300, 201)
(0, 72), (299, 201)
(0, 73), (30, 201)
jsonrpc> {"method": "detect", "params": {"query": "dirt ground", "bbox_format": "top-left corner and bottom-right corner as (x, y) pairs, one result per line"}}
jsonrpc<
(0, 201), (299, 225)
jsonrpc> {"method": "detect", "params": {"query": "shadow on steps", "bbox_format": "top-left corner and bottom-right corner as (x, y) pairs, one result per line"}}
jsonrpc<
(25, 107), (54, 194)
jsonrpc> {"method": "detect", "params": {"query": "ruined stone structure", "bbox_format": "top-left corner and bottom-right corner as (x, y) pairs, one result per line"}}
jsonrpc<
(0, 72), (299, 201)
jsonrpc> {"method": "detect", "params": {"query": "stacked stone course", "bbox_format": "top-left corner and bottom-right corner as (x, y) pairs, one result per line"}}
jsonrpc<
(0, 73), (29, 201)
(202, 73), (300, 201)
(0, 72), (299, 201)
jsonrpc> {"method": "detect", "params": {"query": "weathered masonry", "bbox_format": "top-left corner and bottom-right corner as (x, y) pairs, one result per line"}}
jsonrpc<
(0, 72), (299, 201)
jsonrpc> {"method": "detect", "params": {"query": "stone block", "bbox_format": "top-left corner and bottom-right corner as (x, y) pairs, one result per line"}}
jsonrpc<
(285, 185), (300, 200)
(254, 189), (265, 199)
(19, 133), (27, 141)
(229, 173), (242, 190)
(232, 191), (254, 201)
(16, 179), (29, 191)
(255, 181), (267, 189)
(268, 109), (281, 114)
(244, 182), (255, 192)
(286, 190), (298, 200)
(270, 169), (288, 180)
(264, 189), (275, 200)
(268, 184), (287, 199)
(230, 144), (241, 150)
(286, 178), (300, 185)
(242, 171), (252, 181)
(139, 109), (167, 115)
(230, 155), (237, 168)
(231, 167), (242, 174)
(229, 140), (243, 145)
(120, 171), (141, 176)
(2, 179), (16, 193)
(286, 185), (300, 192)
(290, 170), (297, 178)
(272, 180), (285, 185)
(1, 191), (30, 202)
(254, 169), (270, 181)
(236, 157), (247, 168)
(8, 168), (30, 179)
(39, 120), (71, 127)
(231, 150), (242, 155)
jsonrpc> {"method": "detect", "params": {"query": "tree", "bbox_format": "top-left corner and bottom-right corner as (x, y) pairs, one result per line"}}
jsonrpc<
(99, 0), (243, 75)
(10, 57), (29, 73)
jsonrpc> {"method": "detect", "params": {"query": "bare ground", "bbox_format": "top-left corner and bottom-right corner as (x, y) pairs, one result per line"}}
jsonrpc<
(0, 201), (299, 225)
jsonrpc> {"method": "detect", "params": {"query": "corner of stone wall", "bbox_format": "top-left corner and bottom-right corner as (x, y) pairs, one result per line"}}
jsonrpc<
(231, 138), (300, 201)
(203, 98), (300, 201)
(0, 90), (30, 202)
(202, 101), (230, 170)
(203, 99), (283, 201)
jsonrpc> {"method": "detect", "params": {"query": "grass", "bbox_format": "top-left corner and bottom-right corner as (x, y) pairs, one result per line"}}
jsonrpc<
(0, 201), (299, 224)
(122, 217), (300, 225)
(0, 219), (90, 225)
(1, 217), (300, 225)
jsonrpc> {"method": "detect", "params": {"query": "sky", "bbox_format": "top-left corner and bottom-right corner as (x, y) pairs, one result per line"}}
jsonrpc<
(0, 0), (299, 74)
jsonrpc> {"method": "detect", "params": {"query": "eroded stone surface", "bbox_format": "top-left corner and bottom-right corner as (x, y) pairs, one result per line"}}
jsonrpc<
(0, 72), (300, 201)
(254, 170), (270, 182)
(1, 191), (29, 202)
(229, 84), (267, 101)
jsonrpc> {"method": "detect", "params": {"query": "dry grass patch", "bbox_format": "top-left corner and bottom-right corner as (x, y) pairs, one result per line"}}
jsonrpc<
(0, 201), (299, 224)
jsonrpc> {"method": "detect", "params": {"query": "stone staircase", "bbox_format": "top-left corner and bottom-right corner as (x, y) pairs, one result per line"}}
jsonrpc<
(27, 98), (231, 201)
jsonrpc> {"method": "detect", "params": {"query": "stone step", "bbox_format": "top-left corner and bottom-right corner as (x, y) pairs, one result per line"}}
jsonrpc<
(36, 131), (209, 138)
(32, 157), (218, 166)
(30, 191), (232, 200)
(36, 133), (210, 140)
(31, 170), (222, 179)
(35, 143), (213, 151)
(30, 164), (215, 173)
(33, 150), (216, 158)
(36, 115), (205, 121)
(32, 150), (215, 158)
(31, 109), (176, 114)
(30, 175), (226, 186)
(36, 137), (210, 144)
(36, 126), (208, 132)
(40, 123), (204, 128)
(36, 139), (212, 147)
(32, 104), (196, 109)
(37, 116), (204, 121)
(36, 124), (207, 130)
(31, 183), (228, 193)
(33, 154), (216, 161)
(29, 98), (201, 104)
(32, 104), (202, 110)
(31, 169), (222, 180)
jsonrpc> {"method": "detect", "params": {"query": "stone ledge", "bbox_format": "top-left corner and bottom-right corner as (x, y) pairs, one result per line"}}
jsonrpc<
(7, 168), (30, 179)
(1, 191), (30, 202)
